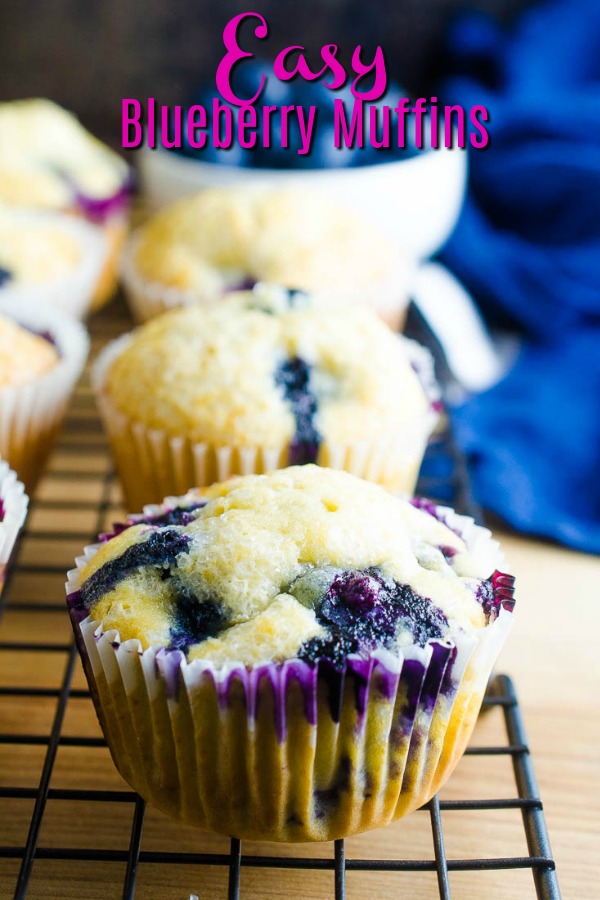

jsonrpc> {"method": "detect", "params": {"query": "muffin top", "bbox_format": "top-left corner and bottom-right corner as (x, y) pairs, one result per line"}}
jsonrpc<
(101, 285), (430, 458)
(131, 186), (398, 301)
(0, 314), (59, 388)
(0, 99), (128, 209)
(75, 466), (510, 667)
(0, 209), (82, 286)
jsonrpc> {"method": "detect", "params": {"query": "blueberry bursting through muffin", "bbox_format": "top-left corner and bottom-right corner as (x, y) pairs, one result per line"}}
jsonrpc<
(72, 493), (511, 662)
(275, 356), (321, 465)
(273, 289), (322, 465)
(296, 569), (448, 665)
(0, 267), (13, 287)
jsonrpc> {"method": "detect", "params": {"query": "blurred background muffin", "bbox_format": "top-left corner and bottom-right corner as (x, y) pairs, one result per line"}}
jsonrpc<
(94, 284), (438, 508)
(0, 206), (107, 318)
(123, 186), (408, 328)
(0, 99), (132, 308)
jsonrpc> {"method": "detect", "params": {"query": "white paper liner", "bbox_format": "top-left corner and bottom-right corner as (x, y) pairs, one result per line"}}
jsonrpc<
(92, 331), (439, 511)
(121, 229), (412, 327)
(65, 501), (514, 841)
(0, 297), (89, 490)
(0, 456), (28, 591)
(89, 208), (131, 310)
(0, 209), (108, 320)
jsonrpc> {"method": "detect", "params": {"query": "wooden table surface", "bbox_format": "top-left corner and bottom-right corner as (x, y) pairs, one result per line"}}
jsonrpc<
(0, 303), (598, 899)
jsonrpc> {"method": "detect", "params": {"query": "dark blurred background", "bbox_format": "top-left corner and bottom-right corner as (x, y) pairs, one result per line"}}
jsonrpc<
(0, 0), (527, 146)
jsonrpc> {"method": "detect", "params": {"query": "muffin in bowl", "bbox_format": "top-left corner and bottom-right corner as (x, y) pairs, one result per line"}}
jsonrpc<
(93, 284), (438, 509)
(0, 99), (132, 308)
(122, 186), (408, 329)
(66, 465), (515, 841)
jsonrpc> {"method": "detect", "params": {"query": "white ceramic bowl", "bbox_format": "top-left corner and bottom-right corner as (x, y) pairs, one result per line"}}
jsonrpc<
(139, 144), (467, 261)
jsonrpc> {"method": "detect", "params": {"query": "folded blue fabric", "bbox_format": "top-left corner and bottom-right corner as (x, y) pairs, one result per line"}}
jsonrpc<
(438, 0), (600, 552)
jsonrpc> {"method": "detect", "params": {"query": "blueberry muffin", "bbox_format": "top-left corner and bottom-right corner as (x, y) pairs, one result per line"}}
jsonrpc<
(67, 465), (515, 841)
(0, 297), (89, 489)
(0, 457), (28, 595)
(0, 313), (59, 388)
(93, 285), (437, 510)
(122, 186), (408, 327)
(0, 207), (106, 318)
(0, 99), (131, 307)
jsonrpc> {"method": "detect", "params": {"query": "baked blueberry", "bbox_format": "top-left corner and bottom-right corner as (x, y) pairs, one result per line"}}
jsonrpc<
(274, 355), (322, 465)
(80, 529), (190, 608)
(168, 583), (226, 652)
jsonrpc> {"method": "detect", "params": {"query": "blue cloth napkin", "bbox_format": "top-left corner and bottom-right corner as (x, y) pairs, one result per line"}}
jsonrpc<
(438, 0), (600, 552)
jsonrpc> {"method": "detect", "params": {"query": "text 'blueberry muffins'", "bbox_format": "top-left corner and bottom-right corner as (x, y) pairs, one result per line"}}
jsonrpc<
(67, 466), (515, 842)
(0, 297), (89, 490)
(0, 99), (132, 307)
(93, 285), (438, 510)
(122, 186), (408, 328)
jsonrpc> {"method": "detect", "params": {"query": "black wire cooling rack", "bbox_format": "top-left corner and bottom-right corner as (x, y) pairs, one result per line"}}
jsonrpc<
(0, 300), (560, 899)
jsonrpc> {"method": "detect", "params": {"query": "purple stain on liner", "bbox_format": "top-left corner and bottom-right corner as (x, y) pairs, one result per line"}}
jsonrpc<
(72, 616), (502, 745)
(314, 755), (352, 819)
(317, 657), (346, 722)
(137, 502), (207, 528)
(374, 655), (405, 703)
(389, 656), (428, 751)
(99, 524), (128, 543)
(416, 641), (454, 715)
(347, 655), (376, 717)
(493, 570), (516, 611)
(288, 659), (319, 727)
(72, 173), (134, 224)
(99, 500), (208, 543)
(439, 644), (459, 699)
(410, 496), (464, 539)
(155, 646), (186, 699)
(475, 570), (516, 621)
(66, 589), (88, 624)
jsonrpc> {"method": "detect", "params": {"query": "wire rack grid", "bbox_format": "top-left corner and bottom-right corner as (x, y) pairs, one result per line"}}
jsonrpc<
(0, 300), (560, 899)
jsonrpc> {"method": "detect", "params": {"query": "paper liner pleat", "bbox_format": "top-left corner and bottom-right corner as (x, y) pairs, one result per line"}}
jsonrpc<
(72, 614), (510, 842)
(0, 456), (28, 592)
(0, 298), (89, 490)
